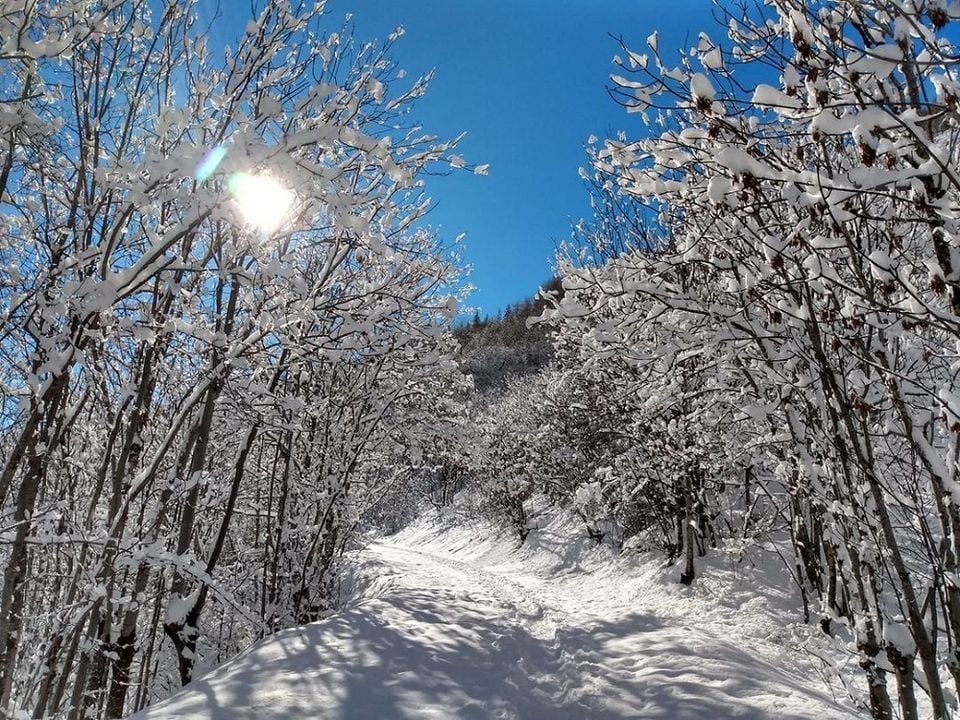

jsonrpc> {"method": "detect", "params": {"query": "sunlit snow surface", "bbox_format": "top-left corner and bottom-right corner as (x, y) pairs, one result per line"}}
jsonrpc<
(130, 505), (858, 719)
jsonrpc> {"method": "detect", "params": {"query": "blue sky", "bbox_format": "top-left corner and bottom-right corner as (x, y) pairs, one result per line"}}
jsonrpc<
(329, 0), (720, 316)
(222, 1), (718, 315)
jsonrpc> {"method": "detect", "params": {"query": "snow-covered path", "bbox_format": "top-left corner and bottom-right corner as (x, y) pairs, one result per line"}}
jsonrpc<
(132, 513), (859, 719)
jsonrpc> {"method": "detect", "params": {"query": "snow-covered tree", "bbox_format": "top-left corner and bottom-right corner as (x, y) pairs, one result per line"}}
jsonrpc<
(544, 1), (960, 717)
(0, 1), (469, 716)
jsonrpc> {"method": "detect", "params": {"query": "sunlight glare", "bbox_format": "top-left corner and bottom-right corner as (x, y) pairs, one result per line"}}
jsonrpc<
(228, 172), (294, 234)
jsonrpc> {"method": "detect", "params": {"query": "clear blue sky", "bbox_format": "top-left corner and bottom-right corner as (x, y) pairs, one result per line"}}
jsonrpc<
(222, 1), (718, 315)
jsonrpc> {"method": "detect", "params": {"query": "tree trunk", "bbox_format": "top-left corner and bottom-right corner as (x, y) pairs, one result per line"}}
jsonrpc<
(680, 488), (695, 586)
(886, 644), (918, 720)
(0, 373), (68, 713)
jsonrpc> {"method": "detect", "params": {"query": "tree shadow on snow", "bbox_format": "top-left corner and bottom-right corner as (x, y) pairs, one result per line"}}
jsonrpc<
(130, 586), (852, 720)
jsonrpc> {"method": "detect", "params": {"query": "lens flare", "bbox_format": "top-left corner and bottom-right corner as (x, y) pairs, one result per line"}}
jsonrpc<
(195, 145), (227, 183)
(228, 172), (294, 234)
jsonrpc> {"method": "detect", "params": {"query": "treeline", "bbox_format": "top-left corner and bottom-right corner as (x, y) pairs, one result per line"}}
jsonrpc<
(454, 279), (561, 391)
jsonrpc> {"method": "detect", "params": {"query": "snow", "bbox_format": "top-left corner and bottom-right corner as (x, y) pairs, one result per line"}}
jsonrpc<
(132, 503), (857, 719)
(883, 621), (917, 658)
(751, 84), (803, 112)
(690, 73), (716, 103)
(701, 48), (723, 71)
(165, 587), (202, 627)
(847, 45), (902, 80)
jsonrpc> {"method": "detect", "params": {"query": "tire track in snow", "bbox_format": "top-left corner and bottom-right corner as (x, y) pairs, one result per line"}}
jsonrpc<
(369, 541), (576, 641)
(366, 540), (616, 713)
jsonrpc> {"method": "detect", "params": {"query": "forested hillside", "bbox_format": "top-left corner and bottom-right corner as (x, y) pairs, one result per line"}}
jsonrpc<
(454, 278), (561, 391)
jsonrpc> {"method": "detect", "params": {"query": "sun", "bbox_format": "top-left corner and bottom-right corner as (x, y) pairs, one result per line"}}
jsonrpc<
(228, 172), (294, 234)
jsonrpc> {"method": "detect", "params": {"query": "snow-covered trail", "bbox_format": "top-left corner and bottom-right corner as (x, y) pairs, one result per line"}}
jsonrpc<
(132, 513), (859, 719)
